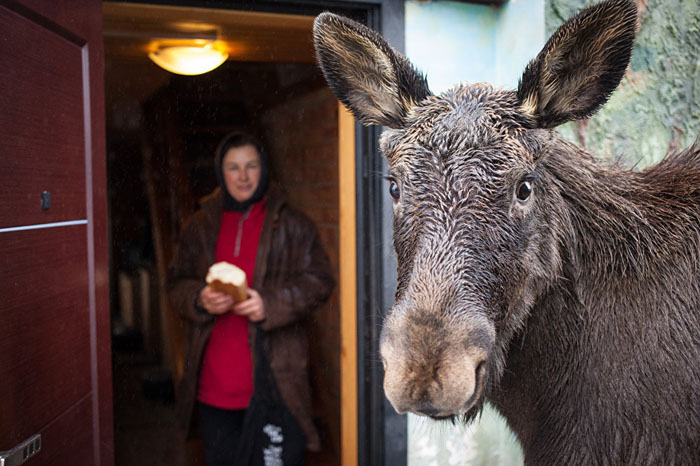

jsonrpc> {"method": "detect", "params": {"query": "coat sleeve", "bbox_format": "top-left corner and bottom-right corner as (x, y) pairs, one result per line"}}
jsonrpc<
(166, 214), (216, 326)
(259, 214), (335, 331)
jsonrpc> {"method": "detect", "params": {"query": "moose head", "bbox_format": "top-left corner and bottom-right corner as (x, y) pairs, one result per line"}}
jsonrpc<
(314, 0), (637, 421)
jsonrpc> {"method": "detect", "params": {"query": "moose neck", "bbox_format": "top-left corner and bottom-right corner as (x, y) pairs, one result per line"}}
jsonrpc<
(547, 138), (700, 288)
(493, 136), (700, 462)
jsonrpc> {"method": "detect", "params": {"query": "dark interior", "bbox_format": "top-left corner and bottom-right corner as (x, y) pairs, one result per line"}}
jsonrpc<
(104, 5), (341, 465)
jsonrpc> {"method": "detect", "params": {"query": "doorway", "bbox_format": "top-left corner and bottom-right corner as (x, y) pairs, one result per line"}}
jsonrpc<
(103, 3), (342, 464)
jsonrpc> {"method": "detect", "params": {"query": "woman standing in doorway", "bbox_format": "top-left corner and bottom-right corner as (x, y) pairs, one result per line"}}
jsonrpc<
(166, 132), (335, 465)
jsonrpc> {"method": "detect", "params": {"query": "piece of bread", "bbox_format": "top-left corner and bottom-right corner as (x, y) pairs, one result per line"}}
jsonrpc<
(206, 261), (248, 303)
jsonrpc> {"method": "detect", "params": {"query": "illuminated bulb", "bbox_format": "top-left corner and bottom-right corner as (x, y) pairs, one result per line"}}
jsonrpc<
(148, 42), (228, 76)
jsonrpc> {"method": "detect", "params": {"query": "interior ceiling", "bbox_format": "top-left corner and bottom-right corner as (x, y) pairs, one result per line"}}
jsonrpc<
(103, 2), (318, 134)
(103, 3), (316, 64)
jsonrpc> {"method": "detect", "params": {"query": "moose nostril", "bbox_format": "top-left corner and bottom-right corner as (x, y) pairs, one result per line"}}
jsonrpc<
(463, 360), (487, 409)
(476, 360), (486, 379)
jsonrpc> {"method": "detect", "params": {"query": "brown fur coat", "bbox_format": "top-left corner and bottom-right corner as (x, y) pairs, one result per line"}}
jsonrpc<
(166, 186), (335, 452)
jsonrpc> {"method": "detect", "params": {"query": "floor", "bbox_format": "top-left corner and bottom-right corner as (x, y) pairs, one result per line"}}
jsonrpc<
(112, 348), (196, 466)
(111, 336), (337, 466)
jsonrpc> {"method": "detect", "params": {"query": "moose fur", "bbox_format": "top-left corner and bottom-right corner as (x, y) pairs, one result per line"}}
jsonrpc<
(314, 0), (700, 464)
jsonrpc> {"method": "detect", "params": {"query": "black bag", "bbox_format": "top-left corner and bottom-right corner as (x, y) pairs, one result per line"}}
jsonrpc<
(236, 325), (306, 466)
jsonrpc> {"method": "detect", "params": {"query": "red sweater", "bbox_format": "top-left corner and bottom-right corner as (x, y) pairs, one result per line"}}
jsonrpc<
(197, 200), (266, 409)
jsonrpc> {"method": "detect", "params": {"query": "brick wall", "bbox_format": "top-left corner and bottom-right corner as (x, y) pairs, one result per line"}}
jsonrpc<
(261, 86), (341, 463)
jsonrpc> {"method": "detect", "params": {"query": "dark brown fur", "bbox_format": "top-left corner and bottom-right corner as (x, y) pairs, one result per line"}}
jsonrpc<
(314, 1), (700, 464)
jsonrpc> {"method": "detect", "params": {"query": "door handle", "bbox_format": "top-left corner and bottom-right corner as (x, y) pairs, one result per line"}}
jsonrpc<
(0, 435), (41, 466)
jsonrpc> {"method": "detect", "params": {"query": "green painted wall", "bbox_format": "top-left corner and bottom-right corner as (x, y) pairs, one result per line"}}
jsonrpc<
(548, 0), (700, 167)
(405, 0), (545, 91)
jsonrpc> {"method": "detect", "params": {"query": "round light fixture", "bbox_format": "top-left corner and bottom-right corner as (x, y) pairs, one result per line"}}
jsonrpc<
(148, 40), (228, 76)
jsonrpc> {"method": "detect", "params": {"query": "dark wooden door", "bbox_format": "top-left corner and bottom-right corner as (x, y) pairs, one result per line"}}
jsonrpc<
(0, 1), (113, 464)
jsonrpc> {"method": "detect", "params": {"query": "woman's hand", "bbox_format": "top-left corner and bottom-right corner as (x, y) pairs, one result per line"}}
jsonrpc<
(198, 286), (234, 315)
(233, 288), (266, 322)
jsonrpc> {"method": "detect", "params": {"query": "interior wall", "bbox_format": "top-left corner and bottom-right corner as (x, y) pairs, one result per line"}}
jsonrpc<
(261, 87), (341, 459)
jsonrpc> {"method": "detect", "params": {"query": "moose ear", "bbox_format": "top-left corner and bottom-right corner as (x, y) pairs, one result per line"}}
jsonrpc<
(517, 0), (637, 128)
(313, 13), (432, 128)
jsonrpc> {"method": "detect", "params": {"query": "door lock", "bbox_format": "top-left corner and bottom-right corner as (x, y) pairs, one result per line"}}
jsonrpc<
(0, 435), (41, 466)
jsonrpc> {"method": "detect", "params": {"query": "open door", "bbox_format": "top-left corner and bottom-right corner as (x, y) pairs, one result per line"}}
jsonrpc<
(0, 1), (112, 465)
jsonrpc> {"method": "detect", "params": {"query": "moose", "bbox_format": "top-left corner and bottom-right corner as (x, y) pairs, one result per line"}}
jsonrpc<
(314, 0), (700, 463)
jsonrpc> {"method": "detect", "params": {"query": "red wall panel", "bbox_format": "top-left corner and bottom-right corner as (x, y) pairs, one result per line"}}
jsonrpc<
(0, 226), (91, 446)
(35, 395), (94, 466)
(0, 6), (86, 229)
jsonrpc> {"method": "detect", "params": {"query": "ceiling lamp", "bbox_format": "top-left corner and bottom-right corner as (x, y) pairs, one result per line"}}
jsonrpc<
(148, 40), (228, 76)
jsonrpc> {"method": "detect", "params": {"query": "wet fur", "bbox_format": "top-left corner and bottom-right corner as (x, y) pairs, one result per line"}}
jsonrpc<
(314, 1), (700, 464)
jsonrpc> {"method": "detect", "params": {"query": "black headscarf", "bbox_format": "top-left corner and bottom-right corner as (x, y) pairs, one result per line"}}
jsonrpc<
(214, 132), (270, 212)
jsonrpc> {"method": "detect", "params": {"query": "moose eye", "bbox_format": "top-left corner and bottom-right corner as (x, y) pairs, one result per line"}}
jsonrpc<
(516, 180), (532, 202)
(389, 180), (400, 200)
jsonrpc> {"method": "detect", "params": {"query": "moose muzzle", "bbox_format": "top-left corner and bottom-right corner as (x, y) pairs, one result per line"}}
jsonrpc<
(379, 300), (493, 418)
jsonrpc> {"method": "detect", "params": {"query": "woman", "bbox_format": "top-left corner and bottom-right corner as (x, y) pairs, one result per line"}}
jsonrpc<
(166, 132), (335, 465)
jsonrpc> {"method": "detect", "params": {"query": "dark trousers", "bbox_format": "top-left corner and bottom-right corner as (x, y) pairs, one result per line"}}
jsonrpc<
(198, 401), (247, 466)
